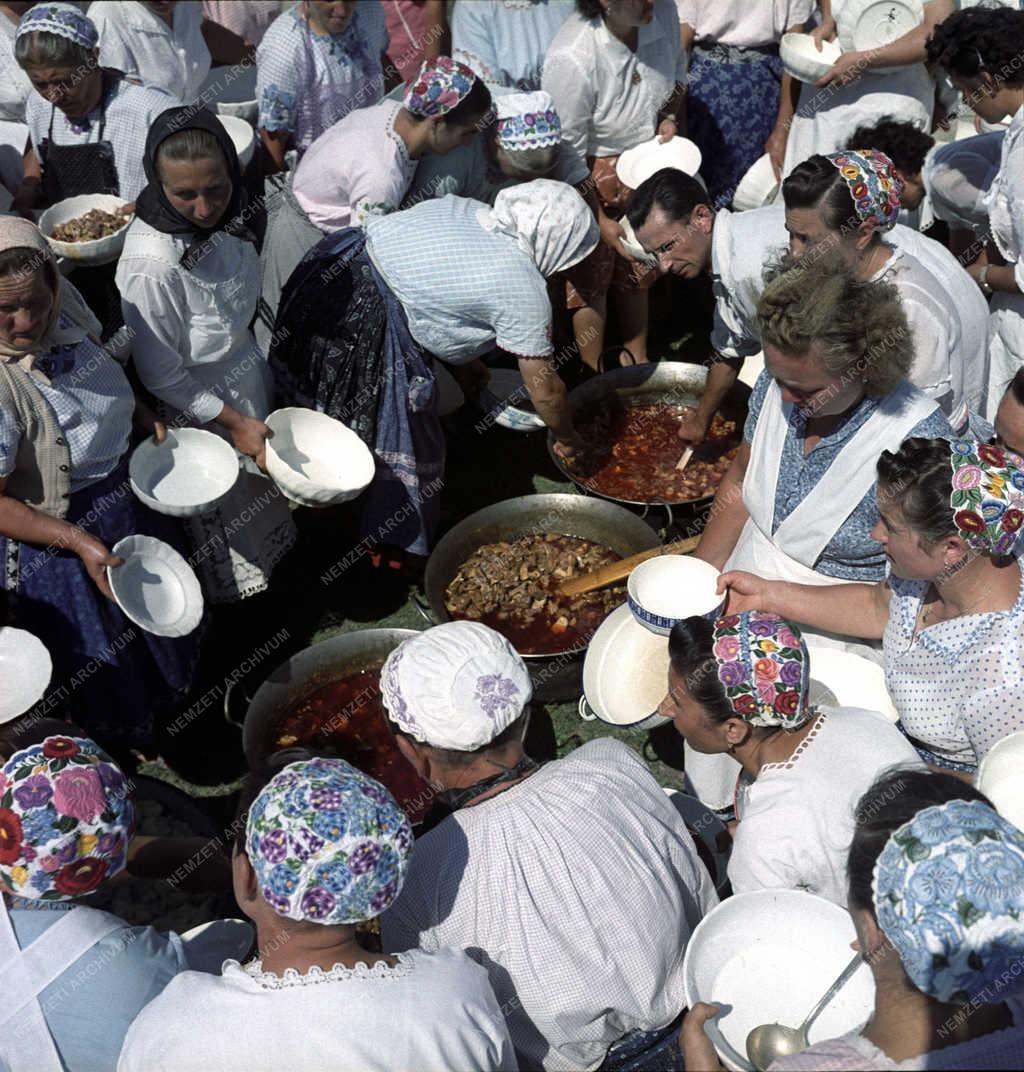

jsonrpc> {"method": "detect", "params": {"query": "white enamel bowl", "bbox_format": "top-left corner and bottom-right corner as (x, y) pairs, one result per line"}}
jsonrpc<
(683, 890), (875, 1071)
(978, 729), (1024, 832)
(216, 114), (255, 169)
(481, 368), (545, 432)
(130, 428), (239, 518)
(627, 555), (723, 636)
(265, 408), (376, 507)
(733, 154), (780, 212)
(616, 136), (703, 191)
(779, 33), (843, 83)
(38, 194), (132, 264)
(108, 535), (204, 638)
(580, 603), (671, 731)
(837, 0), (923, 54)
(0, 627), (52, 723)
(618, 216), (658, 267)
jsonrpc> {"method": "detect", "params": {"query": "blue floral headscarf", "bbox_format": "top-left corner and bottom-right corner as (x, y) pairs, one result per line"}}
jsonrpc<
(16, 3), (98, 50)
(873, 799), (1024, 1004)
(246, 757), (412, 926)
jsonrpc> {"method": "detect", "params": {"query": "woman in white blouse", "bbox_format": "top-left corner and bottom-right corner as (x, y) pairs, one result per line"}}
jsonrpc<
(927, 8), (1024, 420)
(542, 0), (687, 371)
(721, 436), (1024, 779)
(117, 106), (296, 605)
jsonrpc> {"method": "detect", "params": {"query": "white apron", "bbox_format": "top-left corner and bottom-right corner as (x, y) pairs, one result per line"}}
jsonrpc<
(0, 900), (121, 1070)
(685, 379), (938, 810)
(125, 228), (298, 604)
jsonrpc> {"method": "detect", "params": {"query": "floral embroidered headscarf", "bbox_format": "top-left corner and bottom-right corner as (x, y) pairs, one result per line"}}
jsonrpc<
(246, 757), (412, 925)
(16, 2), (98, 51)
(873, 799), (1024, 1004)
(827, 148), (903, 232)
(949, 440), (1024, 556)
(0, 737), (133, 901)
(711, 612), (811, 728)
(381, 621), (532, 751)
(403, 56), (478, 118)
(495, 90), (562, 152)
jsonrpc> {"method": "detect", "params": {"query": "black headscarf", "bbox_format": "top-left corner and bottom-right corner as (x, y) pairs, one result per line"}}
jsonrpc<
(135, 105), (255, 269)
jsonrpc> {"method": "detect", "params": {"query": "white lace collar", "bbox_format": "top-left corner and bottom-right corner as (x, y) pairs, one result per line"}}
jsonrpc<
(236, 953), (414, 989)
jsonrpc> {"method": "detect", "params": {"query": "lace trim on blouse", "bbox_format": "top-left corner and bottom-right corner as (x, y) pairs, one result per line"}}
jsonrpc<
(757, 709), (825, 774)
(240, 953), (413, 988)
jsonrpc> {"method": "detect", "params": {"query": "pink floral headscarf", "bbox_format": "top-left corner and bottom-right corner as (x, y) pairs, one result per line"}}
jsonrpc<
(403, 56), (477, 118)
(0, 737), (133, 901)
(711, 612), (811, 728)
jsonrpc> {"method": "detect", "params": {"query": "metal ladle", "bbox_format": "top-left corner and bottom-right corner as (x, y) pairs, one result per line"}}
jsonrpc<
(745, 953), (864, 1071)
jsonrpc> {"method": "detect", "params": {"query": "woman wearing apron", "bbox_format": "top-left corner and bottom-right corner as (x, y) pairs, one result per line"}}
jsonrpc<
(927, 7), (1024, 420)
(688, 249), (951, 810)
(542, 0), (687, 370)
(255, 0), (388, 171)
(780, 0), (948, 177)
(12, 4), (175, 340)
(116, 107), (296, 605)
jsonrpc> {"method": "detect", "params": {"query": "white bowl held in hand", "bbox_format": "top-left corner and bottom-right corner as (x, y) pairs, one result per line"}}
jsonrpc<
(108, 535), (204, 638)
(732, 154), (780, 212)
(618, 216), (659, 266)
(129, 428), (239, 517)
(0, 627), (52, 724)
(265, 408), (376, 507)
(780, 33), (843, 83)
(38, 194), (132, 265)
(683, 890), (875, 1071)
(977, 729), (1024, 832)
(480, 368), (546, 432)
(216, 114), (255, 169)
(627, 555), (723, 636)
(837, 0), (923, 54)
(616, 136), (703, 191)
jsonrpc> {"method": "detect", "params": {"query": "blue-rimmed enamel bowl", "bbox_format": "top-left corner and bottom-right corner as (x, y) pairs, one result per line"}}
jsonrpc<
(626, 555), (723, 636)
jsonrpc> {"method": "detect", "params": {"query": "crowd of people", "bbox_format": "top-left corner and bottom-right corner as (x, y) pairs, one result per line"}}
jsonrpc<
(1, 0), (1024, 1069)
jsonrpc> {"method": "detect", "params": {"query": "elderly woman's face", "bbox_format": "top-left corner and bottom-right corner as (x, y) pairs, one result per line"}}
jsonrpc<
(763, 341), (865, 419)
(0, 269), (53, 350)
(159, 155), (233, 229)
(23, 60), (102, 120)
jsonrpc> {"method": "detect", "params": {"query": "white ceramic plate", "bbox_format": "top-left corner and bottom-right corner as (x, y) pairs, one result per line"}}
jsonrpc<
(38, 194), (132, 265)
(581, 603), (671, 730)
(216, 114), (255, 169)
(732, 154), (780, 212)
(837, 0), (924, 54)
(129, 428), (239, 518)
(618, 216), (658, 266)
(627, 555), (723, 636)
(265, 408), (376, 507)
(108, 535), (204, 638)
(683, 890), (875, 1072)
(0, 627), (52, 724)
(779, 32), (843, 83)
(977, 729), (1024, 832)
(804, 642), (898, 722)
(616, 136), (702, 191)
(480, 368), (545, 432)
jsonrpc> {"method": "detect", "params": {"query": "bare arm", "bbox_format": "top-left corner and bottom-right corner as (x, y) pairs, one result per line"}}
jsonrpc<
(717, 571), (892, 639)
(765, 22), (806, 178)
(12, 143), (41, 216)
(677, 357), (741, 445)
(422, 0), (450, 61)
(516, 354), (577, 448)
(0, 478), (121, 600)
(259, 127), (290, 174)
(692, 439), (750, 569)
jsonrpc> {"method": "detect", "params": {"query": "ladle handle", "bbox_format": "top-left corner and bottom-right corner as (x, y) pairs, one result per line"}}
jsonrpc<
(800, 954), (864, 1036)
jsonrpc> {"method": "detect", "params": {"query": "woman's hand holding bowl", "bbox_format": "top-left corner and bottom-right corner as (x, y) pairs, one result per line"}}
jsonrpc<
(717, 569), (776, 615)
(74, 531), (123, 601)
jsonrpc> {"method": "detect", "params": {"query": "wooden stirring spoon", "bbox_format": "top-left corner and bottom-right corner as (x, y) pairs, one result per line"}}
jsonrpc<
(558, 536), (702, 598)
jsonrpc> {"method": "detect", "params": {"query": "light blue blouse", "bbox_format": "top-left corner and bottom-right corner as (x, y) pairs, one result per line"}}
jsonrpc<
(0, 328), (133, 492)
(365, 195), (553, 363)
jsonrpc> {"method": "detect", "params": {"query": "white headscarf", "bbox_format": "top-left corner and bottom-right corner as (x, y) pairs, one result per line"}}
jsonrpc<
(380, 621), (533, 752)
(477, 179), (599, 278)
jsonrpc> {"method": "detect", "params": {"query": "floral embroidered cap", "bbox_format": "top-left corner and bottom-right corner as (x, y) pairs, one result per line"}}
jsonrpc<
(0, 737), (133, 901)
(711, 612), (811, 728)
(380, 621), (532, 751)
(873, 799), (1024, 1004)
(246, 757), (412, 925)
(403, 56), (478, 118)
(949, 439), (1024, 556)
(16, 2), (98, 50)
(495, 91), (562, 152)
(826, 148), (902, 232)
